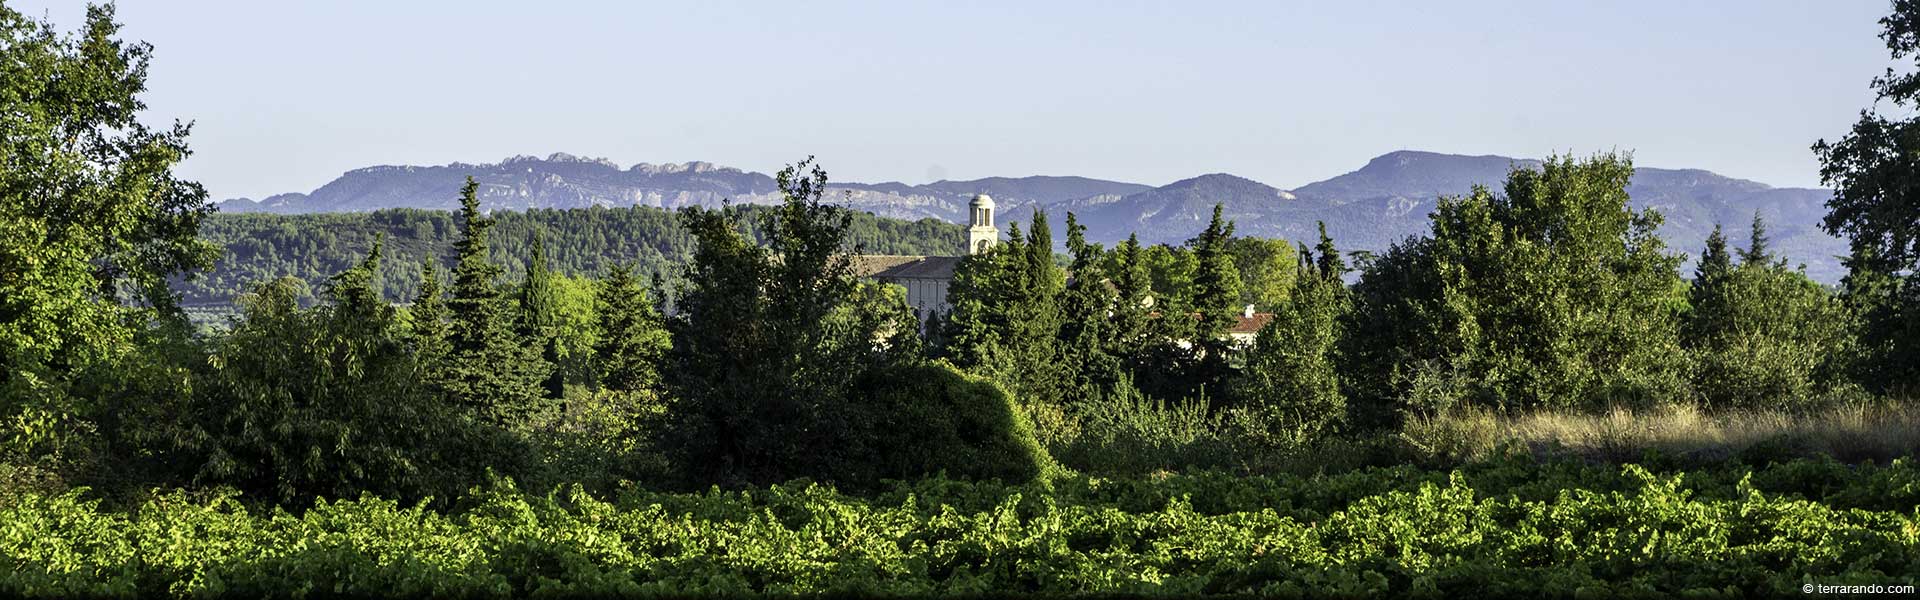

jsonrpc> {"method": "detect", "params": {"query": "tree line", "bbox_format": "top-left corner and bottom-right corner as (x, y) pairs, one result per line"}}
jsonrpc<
(6, 2), (1920, 505)
(183, 203), (968, 308)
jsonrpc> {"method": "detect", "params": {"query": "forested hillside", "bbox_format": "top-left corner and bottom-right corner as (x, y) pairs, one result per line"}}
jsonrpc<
(181, 206), (966, 307)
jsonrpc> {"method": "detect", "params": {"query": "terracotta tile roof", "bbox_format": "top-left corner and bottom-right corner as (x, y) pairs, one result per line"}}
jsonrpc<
(1142, 310), (1278, 335)
(1230, 312), (1276, 334)
(851, 255), (963, 279)
(849, 255), (924, 277)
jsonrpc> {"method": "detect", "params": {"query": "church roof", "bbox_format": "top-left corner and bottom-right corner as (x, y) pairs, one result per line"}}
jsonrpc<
(850, 255), (964, 280)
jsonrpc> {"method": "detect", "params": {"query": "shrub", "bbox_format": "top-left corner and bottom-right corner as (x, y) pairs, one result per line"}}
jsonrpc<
(1050, 381), (1231, 476)
(846, 360), (1054, 487)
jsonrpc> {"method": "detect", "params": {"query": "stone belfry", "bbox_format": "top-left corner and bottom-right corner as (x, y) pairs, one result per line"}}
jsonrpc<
(967, 193), (997, 255)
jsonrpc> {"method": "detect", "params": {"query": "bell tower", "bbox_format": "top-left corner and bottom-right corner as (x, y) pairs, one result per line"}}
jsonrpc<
(967, 193), (997, 255)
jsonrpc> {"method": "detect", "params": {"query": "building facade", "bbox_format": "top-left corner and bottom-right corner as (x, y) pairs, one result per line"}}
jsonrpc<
(853, 193), (998, 321)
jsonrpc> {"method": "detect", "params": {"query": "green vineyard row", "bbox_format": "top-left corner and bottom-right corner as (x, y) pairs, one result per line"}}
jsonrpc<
(3, 458), (1917, 598)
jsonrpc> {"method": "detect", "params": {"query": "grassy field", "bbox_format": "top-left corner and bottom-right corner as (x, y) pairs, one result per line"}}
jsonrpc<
(1398, 402), (1920, 466)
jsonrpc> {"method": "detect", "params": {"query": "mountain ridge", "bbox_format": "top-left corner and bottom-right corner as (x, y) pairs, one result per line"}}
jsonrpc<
(215, 150), (1845, 282)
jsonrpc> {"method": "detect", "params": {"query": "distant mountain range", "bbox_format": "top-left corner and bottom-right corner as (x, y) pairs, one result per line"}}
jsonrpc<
(217, 150), (1846, 282)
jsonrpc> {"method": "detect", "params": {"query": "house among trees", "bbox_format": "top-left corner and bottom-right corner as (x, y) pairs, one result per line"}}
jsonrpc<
(1228, 305), (1275, 347)
(853, 193), (1000, 320)
(854, 192), (1280, 343)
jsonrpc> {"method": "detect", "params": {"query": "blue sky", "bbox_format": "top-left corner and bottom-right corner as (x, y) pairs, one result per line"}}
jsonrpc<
(11, 1), (1900, 199)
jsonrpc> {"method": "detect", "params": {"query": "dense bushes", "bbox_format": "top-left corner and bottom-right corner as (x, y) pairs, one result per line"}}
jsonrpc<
(4, 458), (1916, 598)
(848, 361), (1053, 485)
(1683, 221), (1856, 411)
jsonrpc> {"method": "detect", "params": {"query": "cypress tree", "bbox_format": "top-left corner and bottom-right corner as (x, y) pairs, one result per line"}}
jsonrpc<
(1059, 213), (1121, 404)
(1012, 211), (1067, 403)
(1107, 234), (1153, 355)
(1025, 210), (1063, 314)
(1191, 204), (1242, 341)
(411, 255), (451, 367)
(1739, 211), (1773, 266)
(1313, 221), (1347, 278)
(1059, 213), (1107, 347)
(443, 177), (548, 425)
(1189, 204), (1242, 394)
(1697, 224), (1733, 282)
(518, 233), (558, 335)
(517, 233), (563, 399)
(594, 262), (669, 393)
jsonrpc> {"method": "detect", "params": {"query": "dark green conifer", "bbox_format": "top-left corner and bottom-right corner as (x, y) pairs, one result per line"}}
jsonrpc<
(594, 263), (669, 393)
(442, 177), (549, 425)
(410, 255), (452, 366)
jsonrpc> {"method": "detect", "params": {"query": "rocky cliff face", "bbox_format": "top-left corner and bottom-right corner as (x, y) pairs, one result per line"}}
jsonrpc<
(219, 153), (1152, 225)
(218, 150), (1846, 281)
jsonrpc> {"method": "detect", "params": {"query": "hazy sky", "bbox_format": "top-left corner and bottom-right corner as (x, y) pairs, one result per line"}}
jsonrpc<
(10, 1), (1902, 200)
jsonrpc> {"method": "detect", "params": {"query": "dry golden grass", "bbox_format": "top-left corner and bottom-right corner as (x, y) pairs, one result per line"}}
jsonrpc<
(1400, 401), (1920, 465)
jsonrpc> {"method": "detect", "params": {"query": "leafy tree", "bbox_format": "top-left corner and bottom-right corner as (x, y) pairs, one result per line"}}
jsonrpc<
(1835, 244), (1919, 392)
(0, 4), (216, 472)
(530, 265), (671, 491)
(1232, 230), (1349, 444)
(1815, 1), (1920, 274)
(1814, 1), (1920, 393)
(442, 178), (550, 425)
(1141, 243), (1198, 313)
(545, 274), (602, 386)
(1343, 154), (1687, 423)
(1684, 217), (1852, 410)
(1225, 236), (1299, 313)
